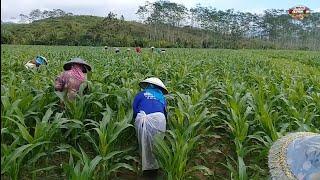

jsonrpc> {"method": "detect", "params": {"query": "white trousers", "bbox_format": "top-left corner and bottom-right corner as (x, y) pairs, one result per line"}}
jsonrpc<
(135, 111), (166, 170)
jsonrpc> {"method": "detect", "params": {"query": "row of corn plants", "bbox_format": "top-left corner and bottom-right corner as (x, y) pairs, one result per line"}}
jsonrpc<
(1, 45), (319, 179)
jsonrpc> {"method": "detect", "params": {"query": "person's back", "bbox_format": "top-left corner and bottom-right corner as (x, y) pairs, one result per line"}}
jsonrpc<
(54, 58), (91, 100)
(133, 90), (166, 119)
(132, 77), (168, 176)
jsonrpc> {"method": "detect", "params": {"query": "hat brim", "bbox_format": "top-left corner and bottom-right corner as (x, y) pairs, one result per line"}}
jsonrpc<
(268, 132), (318, 179)
(63, 62), (91, 73)
(139, 82), (168, 94)
(39, 56), (48, 64)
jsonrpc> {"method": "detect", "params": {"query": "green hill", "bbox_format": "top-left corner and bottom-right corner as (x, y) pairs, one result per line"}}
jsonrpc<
(1, 15), (220, 48)
(2, 14), (317, 50)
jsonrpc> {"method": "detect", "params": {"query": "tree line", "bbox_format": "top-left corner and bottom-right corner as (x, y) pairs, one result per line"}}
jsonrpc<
(136, 1), (319, 50)
(1, 1), (319, 50)
(18, 9), (74, 23)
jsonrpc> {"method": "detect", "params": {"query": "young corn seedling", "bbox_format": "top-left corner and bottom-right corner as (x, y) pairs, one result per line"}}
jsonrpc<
(63, 146), (102, 180)
(155, 91), (214, 179)
(154, 128), (212, 180)
(84, 105), (135, 179)
(6, 108), (69, 145)
(249, 86), (279, 141)
(1, 139), (49, 180)
(218, 81), (252, 180)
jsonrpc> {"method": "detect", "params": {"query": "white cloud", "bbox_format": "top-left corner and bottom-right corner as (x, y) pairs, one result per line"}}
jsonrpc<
(1, 0), (147, 21)
(1, 0), (319, 21)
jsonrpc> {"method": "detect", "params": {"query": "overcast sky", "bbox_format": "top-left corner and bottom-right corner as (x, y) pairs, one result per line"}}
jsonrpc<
(1, 0), (319, 22)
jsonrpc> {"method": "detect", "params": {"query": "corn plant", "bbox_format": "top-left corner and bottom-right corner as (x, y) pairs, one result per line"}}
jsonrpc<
(154, 128), (212, 180)
(63, 146), (102, 180)
(56, 83), (93, 121)
(154, 91), (214, 179)
(5, 108), (69, 145)
(1, 139), (49, 180)
(218, 81), (252, 180)
(84, 105), (135, 179)
(1, 45), (319, 179)
(249, 85), (280, 141)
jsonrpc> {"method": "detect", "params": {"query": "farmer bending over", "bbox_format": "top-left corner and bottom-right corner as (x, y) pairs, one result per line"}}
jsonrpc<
(25, 55), (48, 69)
(132, 77), (168, 178)
(54, 58), (92, 100)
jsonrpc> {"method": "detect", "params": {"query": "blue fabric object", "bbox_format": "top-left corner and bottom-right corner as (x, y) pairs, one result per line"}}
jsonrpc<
(132, 88), (167, 119)
(35, 56), (45, 65)
(145, 84), (165, 105)
(287, 135), (320, 180)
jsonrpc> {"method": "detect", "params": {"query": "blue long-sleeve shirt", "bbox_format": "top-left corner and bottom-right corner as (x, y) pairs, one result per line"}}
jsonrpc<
(132, 91), (167, 119)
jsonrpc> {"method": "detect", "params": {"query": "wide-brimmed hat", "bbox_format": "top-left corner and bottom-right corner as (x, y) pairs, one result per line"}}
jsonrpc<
(139, 77), (168, 94)
(268, 132), (320, 180)
(63, 58), (92, 73)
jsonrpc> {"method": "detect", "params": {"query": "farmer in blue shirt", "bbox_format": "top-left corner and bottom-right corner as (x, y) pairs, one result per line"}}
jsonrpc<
(132, 77), (168, 178)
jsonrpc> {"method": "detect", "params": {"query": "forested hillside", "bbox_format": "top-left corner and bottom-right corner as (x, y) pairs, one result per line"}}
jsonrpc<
(1, 1), (320, 50)
(1, 15), (204, 47)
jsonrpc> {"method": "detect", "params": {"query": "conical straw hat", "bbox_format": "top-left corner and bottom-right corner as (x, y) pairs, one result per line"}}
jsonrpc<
(139, 77), (168, 94)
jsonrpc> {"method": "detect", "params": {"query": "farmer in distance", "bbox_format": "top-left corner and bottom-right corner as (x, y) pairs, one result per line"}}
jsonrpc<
(54, 58), (92, 100)
(132, 77), (168, 178)
(25, 55), (48, 69)
(135, 46), (142, 53)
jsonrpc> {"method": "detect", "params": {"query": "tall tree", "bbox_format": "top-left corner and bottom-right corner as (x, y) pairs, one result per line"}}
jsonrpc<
(136, 0), (187, 26)
(29, 9), (42, 21)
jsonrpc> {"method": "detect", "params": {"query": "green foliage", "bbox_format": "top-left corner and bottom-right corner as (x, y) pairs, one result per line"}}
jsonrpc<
(2, 8), (320, 50)
(1, 45), (319, 179)
(84, 106), (135, 179)
(63, 146), (102, 180)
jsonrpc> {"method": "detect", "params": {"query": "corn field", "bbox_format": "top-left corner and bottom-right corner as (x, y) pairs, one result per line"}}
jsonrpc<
(1, 45), (320, 180)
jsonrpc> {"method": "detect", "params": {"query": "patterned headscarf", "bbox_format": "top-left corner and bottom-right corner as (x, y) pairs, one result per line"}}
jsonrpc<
(68, 64), (85, 81)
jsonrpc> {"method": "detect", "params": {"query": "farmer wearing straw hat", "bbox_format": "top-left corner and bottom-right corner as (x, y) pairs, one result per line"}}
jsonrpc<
(268, 132), (320, 180)
(54, 58), (92, 100)
(132, 77), (168, 178)
(25, 55), (48, 69)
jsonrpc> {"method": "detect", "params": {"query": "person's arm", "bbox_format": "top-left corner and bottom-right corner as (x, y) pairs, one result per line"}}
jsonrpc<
(164, 100), (168, 120)
(54, 73), (65, 92)
(132, 92), (142, 119)
(83, 84), (89, 94)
